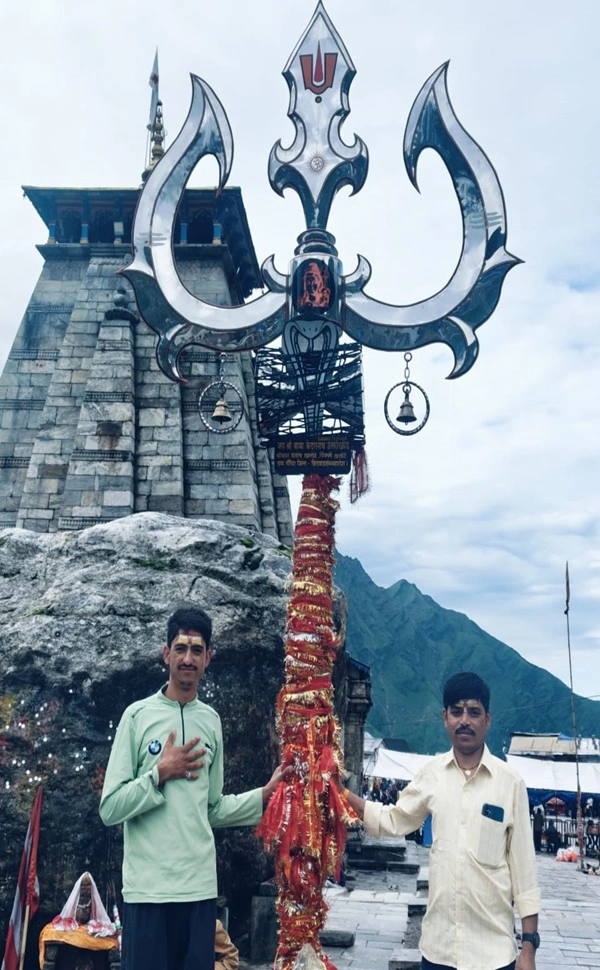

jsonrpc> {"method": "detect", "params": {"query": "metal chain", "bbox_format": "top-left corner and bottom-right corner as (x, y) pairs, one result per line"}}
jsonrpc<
(403, 352), (412, 392)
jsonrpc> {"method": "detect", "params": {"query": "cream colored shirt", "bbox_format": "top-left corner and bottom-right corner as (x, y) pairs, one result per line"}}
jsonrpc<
(364, 745), (540, 970)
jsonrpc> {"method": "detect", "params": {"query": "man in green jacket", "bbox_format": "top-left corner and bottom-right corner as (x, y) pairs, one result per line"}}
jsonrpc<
(100, 602), (285, 970)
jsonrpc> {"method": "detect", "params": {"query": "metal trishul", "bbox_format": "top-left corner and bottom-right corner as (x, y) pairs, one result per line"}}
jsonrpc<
(268, 3), (368, 231)
(123, 1), (520, 414)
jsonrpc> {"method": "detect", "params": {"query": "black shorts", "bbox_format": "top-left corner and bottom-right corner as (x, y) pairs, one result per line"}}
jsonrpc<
(122, 898), (217, 970)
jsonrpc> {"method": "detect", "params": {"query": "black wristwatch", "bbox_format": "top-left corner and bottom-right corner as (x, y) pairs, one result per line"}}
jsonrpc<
(521, 932), (540, 950)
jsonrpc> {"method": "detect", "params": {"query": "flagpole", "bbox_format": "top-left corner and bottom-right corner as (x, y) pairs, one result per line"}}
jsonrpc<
(17, 904), (30, 970)
(565, 561), (584, 870)
(3, 786), (43, 970)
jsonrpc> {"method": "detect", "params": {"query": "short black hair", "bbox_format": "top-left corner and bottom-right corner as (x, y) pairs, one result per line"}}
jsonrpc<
(443, 672), (490, 712)
(167, 603), (212, 649)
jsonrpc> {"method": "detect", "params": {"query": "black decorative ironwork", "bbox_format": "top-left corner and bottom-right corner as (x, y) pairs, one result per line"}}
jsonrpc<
(255, 342), (364, 446)
(123, 1), (520, 464)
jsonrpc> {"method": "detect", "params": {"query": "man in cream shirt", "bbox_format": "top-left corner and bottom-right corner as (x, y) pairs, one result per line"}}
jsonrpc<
(344, 672), (540, 970)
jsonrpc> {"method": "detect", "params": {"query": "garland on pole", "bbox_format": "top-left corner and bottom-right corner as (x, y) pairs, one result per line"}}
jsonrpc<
(257, 474), (360, 970)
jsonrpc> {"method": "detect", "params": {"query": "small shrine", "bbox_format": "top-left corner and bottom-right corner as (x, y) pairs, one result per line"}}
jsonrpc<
(39, 873), (119, 970)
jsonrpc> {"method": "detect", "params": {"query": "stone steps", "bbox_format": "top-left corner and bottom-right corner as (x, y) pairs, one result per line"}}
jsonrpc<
(389, 948), (421, 970)
(347, 836), (421, 873)
(389, 862), (428, 970)
(319, 928), (356, 947)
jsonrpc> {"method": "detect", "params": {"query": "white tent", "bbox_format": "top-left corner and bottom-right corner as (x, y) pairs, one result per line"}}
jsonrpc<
(506, 755), (600, 796)
(362, 732), (385, 777)
(364, 747), (600, 796)
(364, 745), (434, 782)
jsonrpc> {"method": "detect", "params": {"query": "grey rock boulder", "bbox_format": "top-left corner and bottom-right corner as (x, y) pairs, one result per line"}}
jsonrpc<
(0, 512), (295, 963)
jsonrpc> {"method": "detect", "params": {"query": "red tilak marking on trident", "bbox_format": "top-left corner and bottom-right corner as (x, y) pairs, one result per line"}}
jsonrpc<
(300, 42), (337, 95)
(314, 43), (324, 85)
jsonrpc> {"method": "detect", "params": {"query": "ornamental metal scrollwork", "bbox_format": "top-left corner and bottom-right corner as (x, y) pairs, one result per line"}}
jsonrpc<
(123, 1), (520, 455)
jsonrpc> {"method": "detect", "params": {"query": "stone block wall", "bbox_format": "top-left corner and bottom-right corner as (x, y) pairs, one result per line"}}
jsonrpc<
(0, 259), (80, 527)
(0, 243), (293, 543)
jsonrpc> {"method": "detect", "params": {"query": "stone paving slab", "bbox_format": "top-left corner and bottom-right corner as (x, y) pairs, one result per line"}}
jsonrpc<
(323, 870), (412, 970)
(416, 868), (429, 893)
(535, 854), (600, 970)
(243, 848), (600, 970)
(320, 846), (600, 970)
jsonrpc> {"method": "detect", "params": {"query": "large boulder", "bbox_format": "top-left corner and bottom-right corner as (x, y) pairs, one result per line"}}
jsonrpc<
(0, 513), (297, 966)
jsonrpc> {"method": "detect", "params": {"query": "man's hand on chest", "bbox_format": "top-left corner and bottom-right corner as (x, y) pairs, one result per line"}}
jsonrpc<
(157, 729), (207, 784)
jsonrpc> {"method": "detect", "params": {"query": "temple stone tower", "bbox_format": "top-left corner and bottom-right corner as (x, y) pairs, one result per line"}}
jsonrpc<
(0, 184), (293, 543)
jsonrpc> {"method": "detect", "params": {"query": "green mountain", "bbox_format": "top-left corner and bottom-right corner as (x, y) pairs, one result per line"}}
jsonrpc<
(334, 552), (600, 757)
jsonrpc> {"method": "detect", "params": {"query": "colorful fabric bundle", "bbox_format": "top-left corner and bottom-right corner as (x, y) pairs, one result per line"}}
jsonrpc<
(257, 474), (360, 970)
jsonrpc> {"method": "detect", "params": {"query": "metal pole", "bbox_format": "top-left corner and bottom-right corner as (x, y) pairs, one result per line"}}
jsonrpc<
(565, 561), (585, 870)
(18, 903), (30, 970)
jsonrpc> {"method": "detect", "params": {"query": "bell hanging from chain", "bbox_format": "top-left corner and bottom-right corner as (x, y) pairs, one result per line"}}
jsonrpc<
(396, 385), (417, 424)
(211, 389), (233, 425)
(199, 353), (244, 433)
(385, 353), (430, 436)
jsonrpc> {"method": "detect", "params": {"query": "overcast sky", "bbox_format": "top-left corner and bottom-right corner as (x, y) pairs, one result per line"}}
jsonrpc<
(1, 1), (599, 706)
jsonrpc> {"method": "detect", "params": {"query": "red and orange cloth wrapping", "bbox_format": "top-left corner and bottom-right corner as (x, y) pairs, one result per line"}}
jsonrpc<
(257, 475), (360, 970)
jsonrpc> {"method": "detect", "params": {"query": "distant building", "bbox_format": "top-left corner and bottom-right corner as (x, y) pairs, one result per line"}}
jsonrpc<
(363, 731), (384, 777)
(508, 732), (600, 763)
(0, 181), (293, 541)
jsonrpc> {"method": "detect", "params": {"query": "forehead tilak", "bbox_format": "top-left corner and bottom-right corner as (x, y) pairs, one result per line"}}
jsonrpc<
(173, 634), (206, 647)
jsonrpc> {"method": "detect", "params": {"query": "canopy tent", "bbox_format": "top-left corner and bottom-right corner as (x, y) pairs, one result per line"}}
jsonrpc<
(363, 732), (384, 777)
(364, 746), (434, 782)
(506, 755), (600, 804)
(364, 745), (600, 803)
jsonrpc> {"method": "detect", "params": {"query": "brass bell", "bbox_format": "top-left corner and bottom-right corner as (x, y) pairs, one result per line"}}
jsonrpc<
(211, 396), (232, 425)
(396, 388), (417, 424)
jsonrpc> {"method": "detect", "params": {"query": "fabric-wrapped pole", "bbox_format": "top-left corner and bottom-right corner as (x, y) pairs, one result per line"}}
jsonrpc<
(257, 474), (360, 970)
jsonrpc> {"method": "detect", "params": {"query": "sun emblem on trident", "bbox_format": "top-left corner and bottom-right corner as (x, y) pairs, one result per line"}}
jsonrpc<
(123, 1), (520, 480)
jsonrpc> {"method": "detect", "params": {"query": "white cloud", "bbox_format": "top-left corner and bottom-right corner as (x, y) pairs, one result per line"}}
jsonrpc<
(1, 0), (599, 705)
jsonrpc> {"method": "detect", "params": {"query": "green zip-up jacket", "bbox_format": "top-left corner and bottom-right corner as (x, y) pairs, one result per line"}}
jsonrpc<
(99, 688), (263, 903)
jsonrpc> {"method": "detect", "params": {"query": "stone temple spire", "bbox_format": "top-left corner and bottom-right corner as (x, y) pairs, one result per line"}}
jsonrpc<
(0, 55), (293, 543)
(142, 50), (164, 183)
(142, 101), (165, 182)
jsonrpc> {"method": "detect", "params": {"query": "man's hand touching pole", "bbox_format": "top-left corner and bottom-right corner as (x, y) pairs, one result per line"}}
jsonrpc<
(262, 764), (292, 805)
(340, 786), (366, 820)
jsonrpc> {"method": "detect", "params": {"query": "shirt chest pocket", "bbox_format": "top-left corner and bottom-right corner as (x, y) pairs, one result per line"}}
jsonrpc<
(468, 812), (508, 867)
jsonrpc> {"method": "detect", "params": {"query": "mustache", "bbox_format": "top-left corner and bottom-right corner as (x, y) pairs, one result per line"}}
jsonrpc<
(456, 728), (475, 735)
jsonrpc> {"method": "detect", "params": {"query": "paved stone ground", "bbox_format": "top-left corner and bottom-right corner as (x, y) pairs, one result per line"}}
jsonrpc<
(323, 866), (419, 969)
(318, 847), (600, 970)
(322, 857), (424, 970)
(536, 851), (600, 969)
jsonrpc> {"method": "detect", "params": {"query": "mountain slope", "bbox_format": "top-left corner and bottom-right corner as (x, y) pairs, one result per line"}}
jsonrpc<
(334, 552), (600, 756)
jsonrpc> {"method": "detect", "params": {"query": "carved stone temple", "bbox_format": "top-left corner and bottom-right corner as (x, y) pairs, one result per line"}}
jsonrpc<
(0, 181), (293, 543)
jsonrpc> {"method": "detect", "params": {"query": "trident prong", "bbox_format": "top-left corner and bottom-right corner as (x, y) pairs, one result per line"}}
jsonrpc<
(124, 2), (520, 404)
(343, 62), (521, 378)
(122, 75), (287, 381)
(268, 0), (369, 230)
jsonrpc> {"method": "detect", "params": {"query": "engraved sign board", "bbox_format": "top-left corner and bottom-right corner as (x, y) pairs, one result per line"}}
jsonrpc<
(274, 435), (352, 475)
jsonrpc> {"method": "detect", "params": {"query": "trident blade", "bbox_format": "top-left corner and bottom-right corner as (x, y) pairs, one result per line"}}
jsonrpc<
(126, 74), (233, 285)
(122, 75), (287, 379)
(268, 1), (368, 230)
(344, 63), (521, 378)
